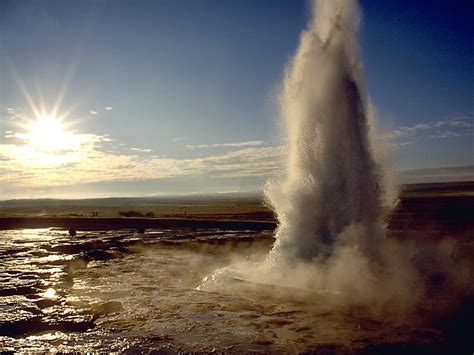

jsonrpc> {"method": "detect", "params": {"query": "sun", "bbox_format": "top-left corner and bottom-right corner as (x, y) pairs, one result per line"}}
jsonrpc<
(8, 72), (94, 167)
(27, 115), (71, 152)
(12, 111), (88, 166)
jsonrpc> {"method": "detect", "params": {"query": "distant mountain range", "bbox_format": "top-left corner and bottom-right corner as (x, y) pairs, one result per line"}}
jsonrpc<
(1, 181), (473, 208)
(0, 191), (264, 207)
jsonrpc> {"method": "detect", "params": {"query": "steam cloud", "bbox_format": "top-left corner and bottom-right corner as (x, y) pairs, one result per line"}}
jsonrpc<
(255, 0), (421, 310)
(201, 0), (471, 318)
(265, 0), (387, 262)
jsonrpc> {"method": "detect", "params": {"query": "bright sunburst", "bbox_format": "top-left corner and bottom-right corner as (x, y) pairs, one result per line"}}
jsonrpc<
(12, 112), (85, 166)
(8, 100), (93, 166)
(24, 115), (73, 152)
(9, 67), (87, 162)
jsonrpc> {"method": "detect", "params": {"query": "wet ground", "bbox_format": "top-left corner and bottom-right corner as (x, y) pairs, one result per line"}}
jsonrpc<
(0, 223), (472, 353)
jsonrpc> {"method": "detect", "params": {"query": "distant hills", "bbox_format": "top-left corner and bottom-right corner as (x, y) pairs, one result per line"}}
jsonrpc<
(1, 181), (473, 208)
(0, 191), (264, 207)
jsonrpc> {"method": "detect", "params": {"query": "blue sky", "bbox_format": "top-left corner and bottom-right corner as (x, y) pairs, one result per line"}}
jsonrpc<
(0, 0), (472, 198)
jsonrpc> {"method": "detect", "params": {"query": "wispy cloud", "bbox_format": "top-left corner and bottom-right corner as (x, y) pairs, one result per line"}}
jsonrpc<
(4, 107), (20, 120)
(90, 110), (99, 115)
(185, 140), (264, 149)
(0, 132), (282, 191)
(386, 113), (474, 150)
(388, 123), (432, 139)
(130, 147), (152, 153)
(429, 131), (473, 139)
(389, 141), (413, 151)
(3, 130), (15, 139)
(433, 117), (473, 128)
(104, 106), (112, 111)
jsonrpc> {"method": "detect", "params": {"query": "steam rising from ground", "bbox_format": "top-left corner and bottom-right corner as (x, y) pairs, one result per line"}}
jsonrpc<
(259, 0), (412, 309)
(265, 0), (387, 262)
(201, 0), (470, 316)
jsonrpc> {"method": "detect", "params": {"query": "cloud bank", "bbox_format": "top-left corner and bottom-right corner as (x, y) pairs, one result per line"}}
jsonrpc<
(185, 140), (264, 149)
(386, 114), (473, 150)
(0, 130), (282, 195)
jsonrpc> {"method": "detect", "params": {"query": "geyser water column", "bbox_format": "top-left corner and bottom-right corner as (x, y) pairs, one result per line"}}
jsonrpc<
(265, 0), (387, 262)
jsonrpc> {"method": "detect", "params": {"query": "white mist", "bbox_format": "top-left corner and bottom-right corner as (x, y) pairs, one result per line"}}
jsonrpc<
(265, 0), (388, 262)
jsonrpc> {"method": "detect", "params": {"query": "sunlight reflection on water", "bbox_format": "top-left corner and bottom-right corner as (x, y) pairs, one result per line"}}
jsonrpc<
(42, 288), (57, 299)
(0, 227), (458, 353)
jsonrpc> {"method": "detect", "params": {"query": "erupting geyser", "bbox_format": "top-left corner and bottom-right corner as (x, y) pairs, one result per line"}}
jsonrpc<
(265, 0), (388, 262)
(201, 0), (405, 304)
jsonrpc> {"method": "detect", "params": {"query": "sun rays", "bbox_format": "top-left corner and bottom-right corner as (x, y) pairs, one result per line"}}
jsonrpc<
(11, 107), (87, 167)
(4, 67), (91, 166)
(18, 115), (72, 151)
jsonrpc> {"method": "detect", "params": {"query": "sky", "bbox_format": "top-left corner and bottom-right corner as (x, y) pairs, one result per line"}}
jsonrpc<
(0, 0), (473, 199)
